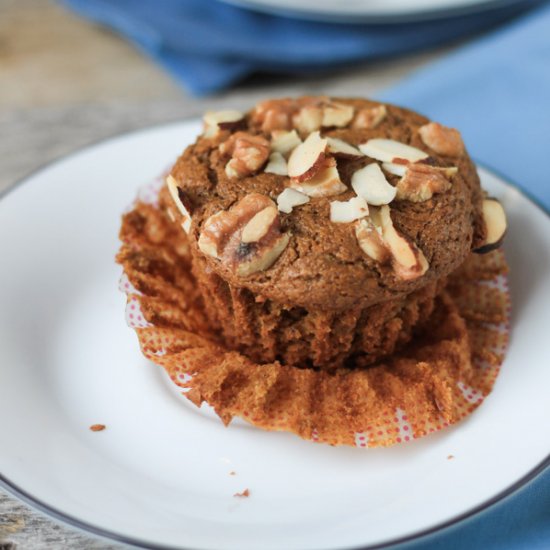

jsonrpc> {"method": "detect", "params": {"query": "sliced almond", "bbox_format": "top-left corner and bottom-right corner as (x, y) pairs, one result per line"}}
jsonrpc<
(203, 110), (244, 137)
(264, 152), (288, 176)
(330, 197), (369, 223)
(276, 188), (310, 214)
(351, 163), (397, 206)
(289, 160), (347, 197)
(474, 199), (507, 254)
(287, 131), (327, 181)
(166, 175), (193, 233)
(352, 105), (387, 130)
(382, 162), (408, 177)
(355, 217), (390, 263)
(359, 139), (428, 163)
(293, 105), (323, 135)
(270, 130), (302, 156)
(322, 102), (354, 128)
(326, 137), (363, 159)
(378, 205), (429, 280)
(241, 206), (279, 243)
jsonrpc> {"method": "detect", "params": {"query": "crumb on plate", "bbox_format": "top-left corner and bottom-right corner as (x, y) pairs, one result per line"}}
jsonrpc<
(90, 424), (106, 432)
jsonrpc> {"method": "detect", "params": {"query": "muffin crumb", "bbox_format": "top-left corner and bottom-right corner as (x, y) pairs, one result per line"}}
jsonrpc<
(89, 424), (106, 432)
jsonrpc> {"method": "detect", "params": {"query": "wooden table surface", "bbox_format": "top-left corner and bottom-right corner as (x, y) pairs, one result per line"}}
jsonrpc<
(0, 0), (454, 547)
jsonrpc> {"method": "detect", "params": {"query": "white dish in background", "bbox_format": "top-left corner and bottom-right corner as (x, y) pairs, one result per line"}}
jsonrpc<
(0, 120), (548, 550)
(220, 0), (533, 23)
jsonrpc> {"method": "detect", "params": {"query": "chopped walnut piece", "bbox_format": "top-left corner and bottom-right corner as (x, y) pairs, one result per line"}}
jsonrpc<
(261, 109), (292, 133)
(252, 99), (295, 132)
(221, 132), (270, 179)
(418, 122), (465, 157)
(352, 105), (387, 129)
(198, 193), (290, 277)
(241, 206), (278, 243)
(396, 163), (457, 202)
(234, 489), (250, 498)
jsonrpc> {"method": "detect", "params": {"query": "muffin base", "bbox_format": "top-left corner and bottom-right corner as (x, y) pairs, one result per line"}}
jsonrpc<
(118, 197), (510, 448)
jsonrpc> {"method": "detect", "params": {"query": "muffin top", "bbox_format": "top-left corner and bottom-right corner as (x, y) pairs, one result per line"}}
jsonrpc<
(167, 96), (487, 310)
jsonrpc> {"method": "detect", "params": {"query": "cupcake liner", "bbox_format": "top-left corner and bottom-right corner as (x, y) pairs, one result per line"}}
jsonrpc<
(117, 187), (510, 448)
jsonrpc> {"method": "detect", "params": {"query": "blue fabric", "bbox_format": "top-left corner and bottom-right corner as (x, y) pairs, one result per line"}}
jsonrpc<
(61, 0), (542, 95)
(382, 1), (550, 212)
(402, 468), (550, 549)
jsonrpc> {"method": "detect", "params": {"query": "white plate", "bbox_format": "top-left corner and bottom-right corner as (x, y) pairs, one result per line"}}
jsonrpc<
(0, 120), (549, 550)
(220, 0), (530, 23)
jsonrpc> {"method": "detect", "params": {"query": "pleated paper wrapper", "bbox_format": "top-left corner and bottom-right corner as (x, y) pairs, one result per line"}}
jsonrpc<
(117, 177), (511, 448)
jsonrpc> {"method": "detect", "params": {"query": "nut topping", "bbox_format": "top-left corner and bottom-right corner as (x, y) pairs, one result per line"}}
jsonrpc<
(395, 163), (457, 202)
(381, 162), (408, 177)
(276, 188), (310, 213)
(473, 198), (507, 254)
(287, 131), (327, 181)
(330, 197), (369, 223)
(351, 163), (397, 206)
(270, 130), (302, 156)
(264, 152), (288, 176)
(203, 110), (245, 138)
(292, 104), (324, 135)
(352, 105), (387, 130)
(321, 102), (355, 128)
(418, 122), (464, 157)
(252, 99), (294, 133)
(377, 205), (429, 280)
(355, 206), (428, 280)
(326, 137), (363, 159)
(221, 132), (270, 179)
(355, 218), (391, 263)
(241, 206), (279, 243)
(198, 193), (290, 276)
(166, 174), (193, 233)
(359, 139), (429, 163)
(288, 158), (347, 197)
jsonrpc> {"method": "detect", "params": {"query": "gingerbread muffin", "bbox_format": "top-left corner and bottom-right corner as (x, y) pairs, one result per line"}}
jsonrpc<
(155, 96), (505, 371)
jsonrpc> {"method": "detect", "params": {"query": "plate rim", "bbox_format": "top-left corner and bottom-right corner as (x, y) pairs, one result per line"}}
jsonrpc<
(219, 0), (534, 25)
(0, 120), (548, 550)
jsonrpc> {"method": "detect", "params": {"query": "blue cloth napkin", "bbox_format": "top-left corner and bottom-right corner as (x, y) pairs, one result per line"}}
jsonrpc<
(61, 0), (542, 96)
(382, 1), (550, 212)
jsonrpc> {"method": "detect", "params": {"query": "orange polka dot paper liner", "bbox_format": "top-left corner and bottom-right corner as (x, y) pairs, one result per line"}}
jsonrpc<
(117, 180), (511, 448)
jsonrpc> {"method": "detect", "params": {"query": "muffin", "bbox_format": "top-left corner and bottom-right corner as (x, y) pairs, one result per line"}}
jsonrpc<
(158, 96), (504, 371)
